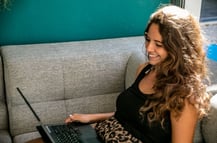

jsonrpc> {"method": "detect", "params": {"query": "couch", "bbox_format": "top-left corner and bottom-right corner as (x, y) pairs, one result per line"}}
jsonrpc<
(0, 36), (216, 143)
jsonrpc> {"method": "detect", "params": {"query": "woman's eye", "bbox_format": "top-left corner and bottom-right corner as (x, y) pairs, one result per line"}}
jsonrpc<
(145, 37), (150, 42)
(156, 43), (163, 47)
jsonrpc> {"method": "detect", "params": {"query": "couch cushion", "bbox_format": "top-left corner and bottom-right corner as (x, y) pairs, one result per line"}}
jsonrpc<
(1, 36), (144, 137)
(13, 131), (41, 143)
(0, 57), (7, 130)
(207, 59), (217, 85)
(207, 84), (217, 95)
(201, 94), (217, 143)
(125, 51), (147, 89)
(193, 121), (204, 143)
(0, 57), (12, 143)
(0, 130), (12, 143)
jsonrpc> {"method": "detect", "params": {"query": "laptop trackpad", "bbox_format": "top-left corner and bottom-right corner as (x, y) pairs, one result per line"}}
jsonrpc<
(76, 124), (101, 143)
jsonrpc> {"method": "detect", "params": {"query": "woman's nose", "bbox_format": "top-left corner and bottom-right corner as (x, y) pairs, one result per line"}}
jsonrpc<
(146, 42), (155, 52)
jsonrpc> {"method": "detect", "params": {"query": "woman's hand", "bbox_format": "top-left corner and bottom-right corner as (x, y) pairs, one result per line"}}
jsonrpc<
(65, 113), (91, 124)
(65, 112), (114, 124)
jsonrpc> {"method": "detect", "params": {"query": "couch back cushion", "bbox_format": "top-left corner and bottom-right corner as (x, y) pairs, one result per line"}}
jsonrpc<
(0, 36), (144, 136)
(206, 59), (217, 95)
(201, 94), (217, 143)
(0, 57), (8, 130)
(125, 51), (147, 88)
(207, 59), (217, 84)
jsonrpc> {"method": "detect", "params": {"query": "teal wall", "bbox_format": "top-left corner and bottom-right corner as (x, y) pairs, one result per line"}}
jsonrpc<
(0, 0), (169, 45)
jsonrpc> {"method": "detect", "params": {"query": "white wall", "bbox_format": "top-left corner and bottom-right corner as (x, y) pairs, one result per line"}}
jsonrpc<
(185, 0), (202, 21)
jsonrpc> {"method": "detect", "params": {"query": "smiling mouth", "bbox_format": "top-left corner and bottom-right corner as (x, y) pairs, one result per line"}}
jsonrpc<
(148, 54), (159, 60)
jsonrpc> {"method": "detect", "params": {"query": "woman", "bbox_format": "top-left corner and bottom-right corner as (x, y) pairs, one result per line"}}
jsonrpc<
(65, 5), (210, 143)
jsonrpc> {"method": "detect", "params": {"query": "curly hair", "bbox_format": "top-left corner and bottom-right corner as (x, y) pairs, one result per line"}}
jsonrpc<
(140, 5), (210, 126)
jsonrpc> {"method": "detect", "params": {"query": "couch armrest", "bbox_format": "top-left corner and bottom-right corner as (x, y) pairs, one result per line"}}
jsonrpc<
(201, 94), (217, 143)
(0, 130), (12, 143)
(207, 84), (217, 95)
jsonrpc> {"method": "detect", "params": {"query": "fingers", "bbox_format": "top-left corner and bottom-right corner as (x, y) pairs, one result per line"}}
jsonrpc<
(65, 114), (74, 123)
(69, 114), (73, 120)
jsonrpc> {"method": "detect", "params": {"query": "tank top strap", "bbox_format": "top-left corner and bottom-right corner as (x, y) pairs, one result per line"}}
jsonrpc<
(134, 64), (152, 84)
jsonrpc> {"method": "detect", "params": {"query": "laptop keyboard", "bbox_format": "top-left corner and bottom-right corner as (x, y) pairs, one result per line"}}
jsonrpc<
(49, 124), (82, 143)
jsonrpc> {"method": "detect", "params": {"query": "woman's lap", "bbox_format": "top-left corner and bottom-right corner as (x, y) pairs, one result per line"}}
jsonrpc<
(95, 117), (142, 143)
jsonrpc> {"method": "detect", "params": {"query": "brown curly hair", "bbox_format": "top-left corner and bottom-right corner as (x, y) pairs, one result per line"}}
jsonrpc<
(140, 5), (210, 125)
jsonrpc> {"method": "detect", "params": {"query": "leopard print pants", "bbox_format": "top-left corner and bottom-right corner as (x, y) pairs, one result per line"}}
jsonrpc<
(95, 117), (142, 143)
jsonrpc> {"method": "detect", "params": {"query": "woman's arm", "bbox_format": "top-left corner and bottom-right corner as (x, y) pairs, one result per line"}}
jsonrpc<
(170, 99), (198, 143)
(65, 112), (114, 124)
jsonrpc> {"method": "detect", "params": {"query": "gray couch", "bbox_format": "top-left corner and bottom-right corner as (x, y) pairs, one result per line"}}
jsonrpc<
(0, 36), (216, 143)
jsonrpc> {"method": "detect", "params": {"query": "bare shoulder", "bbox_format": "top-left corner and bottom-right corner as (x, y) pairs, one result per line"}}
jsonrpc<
(170, 99), (198, 143)
(136, 62), (149, 77)
(171, 99), (198, 121)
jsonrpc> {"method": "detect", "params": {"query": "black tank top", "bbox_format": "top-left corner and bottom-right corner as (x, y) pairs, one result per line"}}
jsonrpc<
(115, 64), (171, 143)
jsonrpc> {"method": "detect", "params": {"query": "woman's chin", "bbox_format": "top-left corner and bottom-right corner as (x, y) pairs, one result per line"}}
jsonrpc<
(148, 60), (159, 65)
(148, 57), (162, 65)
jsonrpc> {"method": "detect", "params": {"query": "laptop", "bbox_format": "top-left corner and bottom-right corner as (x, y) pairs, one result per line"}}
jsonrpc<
(16, 87), (102, 143)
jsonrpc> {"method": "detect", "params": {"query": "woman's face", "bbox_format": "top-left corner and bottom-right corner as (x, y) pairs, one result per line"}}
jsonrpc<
(145, 23), (168, 65)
